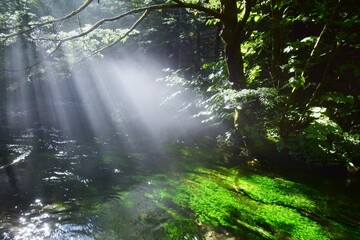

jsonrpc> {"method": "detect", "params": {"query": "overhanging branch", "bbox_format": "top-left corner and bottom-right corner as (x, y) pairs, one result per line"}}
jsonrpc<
(73, 10), (150, 65)
(0, 0), (94, 39)
(1, 1), (225, 42)
(58, 3), (224, 42)
(1, 1), (227, 72)
(171, 0), (224, 21)
(235, 0), (257, 36)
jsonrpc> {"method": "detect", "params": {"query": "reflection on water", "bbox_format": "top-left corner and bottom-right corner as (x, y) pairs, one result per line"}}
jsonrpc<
(2, 199), (93, 240)
(0, 146), (32, 170)
(0, 125), (207, 239)
(0, 127), (112, 239)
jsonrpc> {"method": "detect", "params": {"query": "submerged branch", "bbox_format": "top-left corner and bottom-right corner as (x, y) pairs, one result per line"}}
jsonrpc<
(236, 219), (275, 240)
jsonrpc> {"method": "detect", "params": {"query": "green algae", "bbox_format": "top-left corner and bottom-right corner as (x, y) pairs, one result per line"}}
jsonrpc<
(182, 172), (328, 239)
(140, 165), (360, 240)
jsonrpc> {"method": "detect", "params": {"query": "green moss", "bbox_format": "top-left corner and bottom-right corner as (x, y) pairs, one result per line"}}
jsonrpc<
(259, 205), (328, 240)
(236, 175), (318, 210)
(102, 161), (359, 240)
(145, 167), (336, 239)
(162, 217), (202, 239)
(165, 141), (224, 165)
(183, 173), (328, 239)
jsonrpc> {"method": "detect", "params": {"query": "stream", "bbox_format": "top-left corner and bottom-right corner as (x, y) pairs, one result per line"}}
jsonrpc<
(0, 119), (217, 239)
(0, 126), (159, 238)
(1, 121), (360, 239)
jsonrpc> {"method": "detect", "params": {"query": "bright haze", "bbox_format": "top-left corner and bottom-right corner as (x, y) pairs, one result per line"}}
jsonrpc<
(5, 53), (203, 143)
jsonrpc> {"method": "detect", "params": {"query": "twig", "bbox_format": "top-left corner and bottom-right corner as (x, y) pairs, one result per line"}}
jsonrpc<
(72, 10), (150, 66)
(0, 0), (94, 34)
(301, 0), (342, 77)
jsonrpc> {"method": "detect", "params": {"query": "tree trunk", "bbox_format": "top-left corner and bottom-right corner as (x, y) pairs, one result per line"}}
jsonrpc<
(222, 34), (246, 90)
(220, 0), (247, 90)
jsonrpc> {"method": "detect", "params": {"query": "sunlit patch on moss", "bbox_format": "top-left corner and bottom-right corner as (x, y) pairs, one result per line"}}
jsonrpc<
(236, 175), (317, 210)
(259, 205), (328, 240)
(143, 166), (360, 239)
(180, 172), (329, 239)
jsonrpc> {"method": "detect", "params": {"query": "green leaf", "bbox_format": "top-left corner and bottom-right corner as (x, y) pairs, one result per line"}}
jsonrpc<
(300, 36), (317, 44)
(289, 75), (305, 89)
(320, 92), (354, 105)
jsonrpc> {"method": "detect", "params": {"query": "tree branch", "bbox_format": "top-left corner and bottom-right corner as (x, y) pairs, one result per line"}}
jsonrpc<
(73, 10), (150, 66)
(172, 0), (223, 20)
(236, 0), (257, 35)
(0, 10), (150, 72)
(51, 3), (224, 42)
(0, 0), (94, 39)
(0, 1), (226, 71)
(1, 1), (224, 42)
(1, 9), (149, 72)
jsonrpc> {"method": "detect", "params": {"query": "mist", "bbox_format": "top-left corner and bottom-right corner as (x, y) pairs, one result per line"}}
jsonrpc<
(4, 53), (205, 144)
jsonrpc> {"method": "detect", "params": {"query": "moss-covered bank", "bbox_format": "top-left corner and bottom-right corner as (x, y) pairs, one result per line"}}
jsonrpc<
(93, 142), (360, 239)
(141, 165), (359, 239)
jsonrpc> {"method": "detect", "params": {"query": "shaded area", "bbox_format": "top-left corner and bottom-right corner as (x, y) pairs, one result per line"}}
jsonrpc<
(0, 129), (21, 202)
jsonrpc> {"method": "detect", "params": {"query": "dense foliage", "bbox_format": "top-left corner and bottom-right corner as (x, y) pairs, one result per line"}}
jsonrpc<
(0, 0), (359, 173)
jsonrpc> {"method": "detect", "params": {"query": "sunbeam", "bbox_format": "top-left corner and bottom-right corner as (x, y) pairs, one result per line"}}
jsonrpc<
(5, 45), (202, 143)
(70, 54), (202, 144)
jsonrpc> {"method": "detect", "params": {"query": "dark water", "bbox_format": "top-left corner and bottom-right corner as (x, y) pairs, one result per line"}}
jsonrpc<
(0, 122), (212, 240)
(0, 56), (217, 239)
(1, 119), (360, 239)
